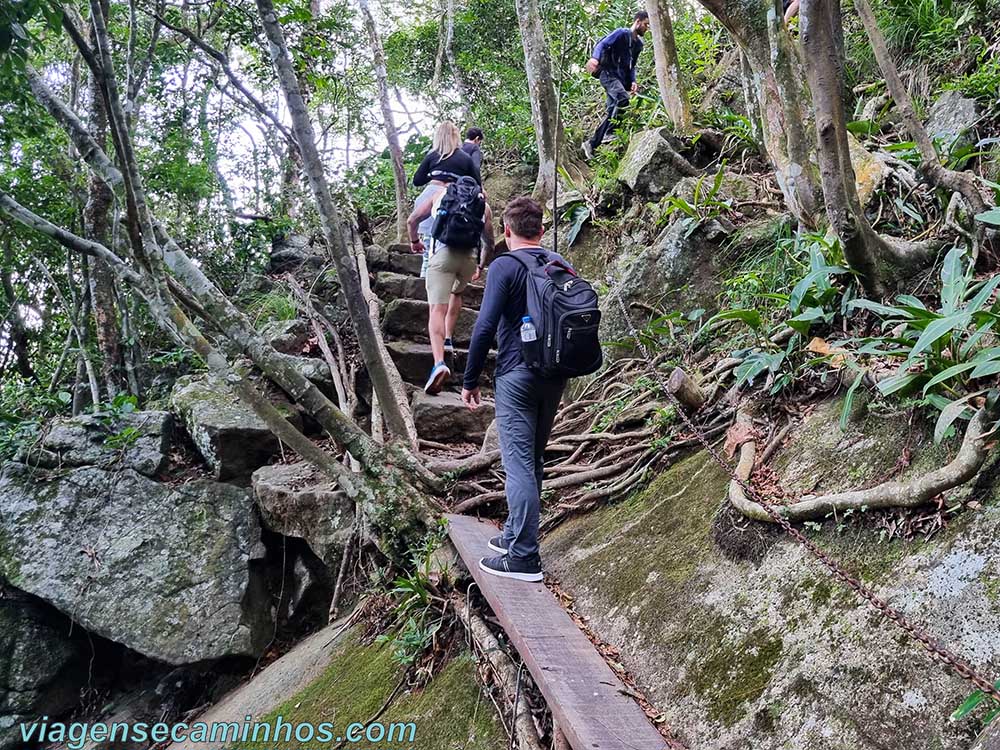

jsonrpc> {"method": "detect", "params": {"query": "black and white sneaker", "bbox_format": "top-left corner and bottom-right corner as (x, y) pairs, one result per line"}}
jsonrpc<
(487, 535), (508, 554)
(479, 555), (543, 583)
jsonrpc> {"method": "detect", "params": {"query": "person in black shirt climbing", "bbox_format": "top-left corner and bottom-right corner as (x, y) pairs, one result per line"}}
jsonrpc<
(582, 11), (650, 160)
(412, 123), (482, 188)
(462, 127), (484, 172)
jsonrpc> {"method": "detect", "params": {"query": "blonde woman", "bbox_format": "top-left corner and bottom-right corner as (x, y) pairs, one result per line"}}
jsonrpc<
(405, 121), (492, 394)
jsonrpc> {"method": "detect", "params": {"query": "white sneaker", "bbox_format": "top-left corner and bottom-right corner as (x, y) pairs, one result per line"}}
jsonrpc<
(582, 140), (594, 160)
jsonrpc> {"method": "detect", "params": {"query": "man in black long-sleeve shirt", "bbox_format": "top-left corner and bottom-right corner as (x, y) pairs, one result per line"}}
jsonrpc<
(463, 197), (567, 582)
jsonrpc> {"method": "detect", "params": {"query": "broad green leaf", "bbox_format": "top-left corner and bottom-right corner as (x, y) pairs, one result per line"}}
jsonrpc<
(789, 266), (846, 313)
(951, 690), (987, 722)
(975, 209), (1000, 227)
(839, 370), (865, 431)
(896, 294), (928, 310)
(970, 359), (1000, 379)
(906, 313), (970, 365)
(922, 362), (978, 394)
(847, 298), (911, 319)
(940, 247), (969, 315)
(878, 372), (922, 396)
(960, 320), (996, 358)
(708, 308), (762, 331)
(934, 392), (984, 444)
(965, 275), (1000, 315)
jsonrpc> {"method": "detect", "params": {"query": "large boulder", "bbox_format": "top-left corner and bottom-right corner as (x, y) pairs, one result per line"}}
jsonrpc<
(259, 319), (309, 355)
(601, 217), (728, 344)
(615, 127), (696, 199)
(412, 390), (495, 443)
(266, 233), (323, 275)
(0, 591), (87, 750)
(928, 90), (979, 154)
(251, 462), (354, 567)
(19, 410), (172, 477)
(544, 399), (997, 750)
(171, 375), (291, 480)
(0, 463), (270, 665)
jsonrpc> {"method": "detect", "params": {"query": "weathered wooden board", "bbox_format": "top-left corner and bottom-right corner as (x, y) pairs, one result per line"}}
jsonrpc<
(446, 513), (669, 750)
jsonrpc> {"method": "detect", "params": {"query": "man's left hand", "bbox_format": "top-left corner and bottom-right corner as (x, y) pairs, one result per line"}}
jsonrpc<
(630, 81), (638, 95)
(462, 387), (481, 411)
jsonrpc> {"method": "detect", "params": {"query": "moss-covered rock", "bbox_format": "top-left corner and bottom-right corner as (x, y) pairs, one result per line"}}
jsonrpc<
(543, 400), (1000, 749)
(241, 631), (504, 750)
(171, 375), (288, 480)
(0, 462), (271, 665)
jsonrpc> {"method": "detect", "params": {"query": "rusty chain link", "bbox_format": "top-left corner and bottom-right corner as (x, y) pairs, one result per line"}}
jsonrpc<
(611, 292), (1000, 701)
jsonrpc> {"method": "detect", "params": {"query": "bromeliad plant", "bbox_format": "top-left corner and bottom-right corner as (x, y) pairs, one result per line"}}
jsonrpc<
(844, 247), (1000, 441)
(707, 236), (857, 393)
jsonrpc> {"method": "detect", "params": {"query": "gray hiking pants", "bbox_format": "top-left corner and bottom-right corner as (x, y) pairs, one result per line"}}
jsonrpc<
(495, 364), (566, 561)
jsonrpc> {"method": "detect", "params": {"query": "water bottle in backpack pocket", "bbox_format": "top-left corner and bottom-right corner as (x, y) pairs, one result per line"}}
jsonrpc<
(520, 315), (542, 369)
(510, 249), (603, 378)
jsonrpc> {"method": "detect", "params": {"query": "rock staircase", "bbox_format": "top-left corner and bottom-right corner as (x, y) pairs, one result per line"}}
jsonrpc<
(373, 248), (496, 450)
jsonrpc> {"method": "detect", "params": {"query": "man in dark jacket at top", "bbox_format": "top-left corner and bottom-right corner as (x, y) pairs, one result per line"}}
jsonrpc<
(462, 127), (484, 172)
(462, 197), (568, 582)
(582, 11), (650, 160)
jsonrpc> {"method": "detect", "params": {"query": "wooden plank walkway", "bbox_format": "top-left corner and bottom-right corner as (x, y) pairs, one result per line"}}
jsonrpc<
(446, 513), (669, 750)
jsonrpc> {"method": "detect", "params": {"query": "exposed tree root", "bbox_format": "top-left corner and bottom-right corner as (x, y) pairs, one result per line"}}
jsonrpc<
(728, 406), (999, 523)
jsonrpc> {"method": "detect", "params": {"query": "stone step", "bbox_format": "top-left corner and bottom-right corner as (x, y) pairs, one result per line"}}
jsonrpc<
(372, 251), (424, 277)
(375, 271), (484, 307)
(382, 298), (478, 345)
(386, 340), (495, 386)
(412, 390), (495, 444)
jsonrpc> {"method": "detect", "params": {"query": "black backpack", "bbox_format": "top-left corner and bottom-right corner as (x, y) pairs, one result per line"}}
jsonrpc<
(510, 249), (603, 378)
(431, 176), (486, 250)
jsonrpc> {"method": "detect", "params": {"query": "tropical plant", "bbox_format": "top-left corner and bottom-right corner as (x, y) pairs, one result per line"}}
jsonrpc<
(843, 247), (1000, 441)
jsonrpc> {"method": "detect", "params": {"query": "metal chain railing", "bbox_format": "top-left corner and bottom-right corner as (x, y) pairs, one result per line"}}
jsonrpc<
(611, 291), (1000, 701)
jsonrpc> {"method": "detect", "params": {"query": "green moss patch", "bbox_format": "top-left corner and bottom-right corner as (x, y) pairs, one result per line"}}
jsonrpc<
(242, 631), (503, 750)
(683, 624), (784, 727)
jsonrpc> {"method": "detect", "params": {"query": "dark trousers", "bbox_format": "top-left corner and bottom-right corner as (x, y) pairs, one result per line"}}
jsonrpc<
(590, 70), (630, 148)
(495, 364), (566, 561)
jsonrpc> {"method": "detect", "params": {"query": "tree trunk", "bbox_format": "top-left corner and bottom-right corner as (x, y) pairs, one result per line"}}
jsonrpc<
(85, 0), (125, 398)
(695, 0), (822, 226)
(257, 0), (417, 446)
(513, 0), (585, 205)
(444, 0), (474, 125)
(358, 0), (409, 243)
(854, 0), (989, 253)
(800, 0), (931, 296)
(646, 0), (692, 132)
(0, 238), (37, 382)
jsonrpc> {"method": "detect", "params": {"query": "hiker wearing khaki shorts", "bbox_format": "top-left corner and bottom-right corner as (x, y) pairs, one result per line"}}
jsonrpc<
(422, 185), (492, 395)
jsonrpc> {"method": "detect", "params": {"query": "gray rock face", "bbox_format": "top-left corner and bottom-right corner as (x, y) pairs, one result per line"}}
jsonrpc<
(20, 411), (172, 476)
(170, 375), (282, 480)
(372, 251), (423, 277)
(601, 217), (727, 344)
(382, 299), (478, 344)
(615, 127), (693, 199)
(252, 462), (354, 567)
(412, 390), (495, 443)
(0, 592), (86, 750)
(259, 319), (309, 355)
(266, 234), (323, 275)
(928, 90), (980, 153)
(0, 462), (270, 665)
(544, 399), (1000, 750)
